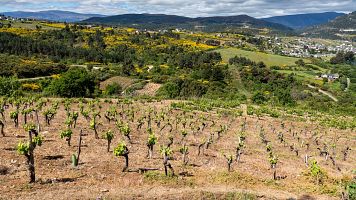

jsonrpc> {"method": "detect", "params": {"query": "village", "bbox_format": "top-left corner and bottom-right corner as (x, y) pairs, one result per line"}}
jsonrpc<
(268, 36), (356, 58)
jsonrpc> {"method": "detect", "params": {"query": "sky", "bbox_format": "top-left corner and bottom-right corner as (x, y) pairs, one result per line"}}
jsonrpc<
(0, 0), (355, 18)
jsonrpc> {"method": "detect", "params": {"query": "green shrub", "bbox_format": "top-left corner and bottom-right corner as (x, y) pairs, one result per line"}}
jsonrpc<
(45, 68), (95, 97)
(347, 180), (356, 199)
(0, 76), (20, 96)
(157, 81), (181, 98)
(252, 91), (267, 104)
(104, 83), (122, 96)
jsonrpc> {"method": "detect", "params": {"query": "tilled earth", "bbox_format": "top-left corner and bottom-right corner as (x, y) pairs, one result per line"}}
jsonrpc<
(0, 99), (355, 200)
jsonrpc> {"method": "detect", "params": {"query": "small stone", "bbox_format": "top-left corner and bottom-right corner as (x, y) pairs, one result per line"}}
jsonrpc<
(101, 189), (109, 193)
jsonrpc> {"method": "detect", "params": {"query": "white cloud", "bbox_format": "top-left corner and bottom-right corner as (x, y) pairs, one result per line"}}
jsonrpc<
(1, 0), (355, 17)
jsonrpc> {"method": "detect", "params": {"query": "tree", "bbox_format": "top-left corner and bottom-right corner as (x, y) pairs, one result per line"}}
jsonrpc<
(180, 130), (188, 143)
(114, 141), (129, 172)
(72, 130), (83, 167)
(224, 154), (234, 172)
(160, 146), (174, 176)
(22, 108), (33, 125)
(102, 130), (114, 152)
(10, 110), (19, 128)
(295, 59), (305, 67)
(118, 123), (132, 143)
(310, 160), (324, 184)
(43, 108), (56, 126)
(45, 68), (95, 97)
(147, 129), (157, 159)
(104, 83), (122, 96)
(0, 119), (5, 137)
(252, 91), (267, 104)
(0, 76), (20, 96)
(60, 128), (73, 146)
(330, 51), (355, 64)
(17, 123), (43, 183)
(236, 132), (246, 163)
(90, 112), (101, 139)
(179, 144), (189, 165)
(269, 153), (278, 180)
(156, 81), (181, 98)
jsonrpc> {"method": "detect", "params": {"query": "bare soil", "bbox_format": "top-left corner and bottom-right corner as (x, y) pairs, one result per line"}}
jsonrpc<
(100, 76), (137, 90)
(0, 99), (354, 200)
(135, 82), (161, 96)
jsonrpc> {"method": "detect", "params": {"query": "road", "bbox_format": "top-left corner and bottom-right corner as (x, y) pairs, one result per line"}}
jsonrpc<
(307, 84), (338, 102)
(19, 76), (52, 82)
(345, 78), (350, 92)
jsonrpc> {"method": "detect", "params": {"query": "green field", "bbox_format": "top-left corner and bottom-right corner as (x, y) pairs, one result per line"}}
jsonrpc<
(216, 47), (344, 90)
(216, 48), (310, 67)
(276, 70), (323, 85)
(0, 20), (60, 30)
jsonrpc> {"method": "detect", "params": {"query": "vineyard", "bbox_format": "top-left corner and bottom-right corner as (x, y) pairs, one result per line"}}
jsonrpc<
(0, 97), (354, 199)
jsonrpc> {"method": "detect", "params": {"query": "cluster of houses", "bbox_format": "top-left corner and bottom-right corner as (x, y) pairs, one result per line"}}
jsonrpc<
(319, 73), (340, 81)
(268, 37), (355, 58)
(0, 14), (29, 22)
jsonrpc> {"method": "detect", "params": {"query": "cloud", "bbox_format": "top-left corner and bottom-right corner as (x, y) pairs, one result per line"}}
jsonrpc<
(0, 0), (355, 17)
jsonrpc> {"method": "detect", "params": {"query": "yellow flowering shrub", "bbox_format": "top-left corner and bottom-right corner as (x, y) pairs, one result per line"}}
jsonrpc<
(20, 59), (37, 65)
(40, 22), (66, 29)
(51, 74), (61, 79)
(22, 83), (41, 91)
(135, 66), (143, 73)
(0, 27), (39, 36)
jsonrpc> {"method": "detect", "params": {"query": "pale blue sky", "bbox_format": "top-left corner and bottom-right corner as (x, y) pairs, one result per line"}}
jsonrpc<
(0, 0), (355, 18)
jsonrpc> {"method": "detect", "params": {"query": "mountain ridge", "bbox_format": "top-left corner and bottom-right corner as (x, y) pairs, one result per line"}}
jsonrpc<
(262, 12), (345, 29)
(2, 10), (105, 22)
(82, 13), (292, 31)
(303, 11), (356, 39)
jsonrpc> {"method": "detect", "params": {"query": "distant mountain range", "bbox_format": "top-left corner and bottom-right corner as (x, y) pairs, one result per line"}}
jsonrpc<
(317, 11), (356, 29)
(2, 10), (105, 22)
(262, 12), (345, 29)
(303, 11), (356, 39)
(82, 13), (292, 31)
(1, 10), (353, 34)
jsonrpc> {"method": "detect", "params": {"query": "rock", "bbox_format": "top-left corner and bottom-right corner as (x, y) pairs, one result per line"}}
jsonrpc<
(100, 189), (109, 193)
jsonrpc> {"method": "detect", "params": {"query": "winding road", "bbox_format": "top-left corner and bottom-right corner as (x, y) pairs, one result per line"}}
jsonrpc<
(307, 84), (338, 102)
(19, 76), (52, 82)
(345, 78), (350, 92)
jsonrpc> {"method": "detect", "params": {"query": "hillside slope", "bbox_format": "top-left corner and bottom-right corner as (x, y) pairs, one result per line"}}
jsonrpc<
(0, 99), (354, 199)
(3, 10), (105, 22)
(303, 11), (356, 39)
(262, 12), (345, 29)
(82, 13), (292, 31)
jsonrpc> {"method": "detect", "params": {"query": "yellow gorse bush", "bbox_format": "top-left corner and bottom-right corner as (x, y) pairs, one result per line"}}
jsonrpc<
(22, 83), (41, 91)
(51, 74), (61, 79)
(0, 27), (39, 35)
(40, 23), (66, 29)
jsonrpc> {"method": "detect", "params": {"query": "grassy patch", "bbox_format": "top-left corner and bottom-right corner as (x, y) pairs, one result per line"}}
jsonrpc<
(216, 48), (310, 67)
(199, 191), (257, 200)
(143, 171), (195, 187)
(225, 192), (257, 200)
(208, 171), (259, 186)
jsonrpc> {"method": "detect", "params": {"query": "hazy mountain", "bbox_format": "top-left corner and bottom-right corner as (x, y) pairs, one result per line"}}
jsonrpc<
(2, 10), (105, 22)
(303, 11), (356, 39)
(317, 11), (356, 29)
(82, 13), (292, 31)
(262, 12), (345, 29)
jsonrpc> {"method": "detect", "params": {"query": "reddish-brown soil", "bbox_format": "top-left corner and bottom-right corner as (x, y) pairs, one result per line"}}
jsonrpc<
(99, 76), (136, 90)
(0, 99), (354, 199)
(135, 82), (161, 96)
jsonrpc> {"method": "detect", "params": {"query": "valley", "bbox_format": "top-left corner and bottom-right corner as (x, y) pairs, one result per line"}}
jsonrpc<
(0, 7), (355, 200)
